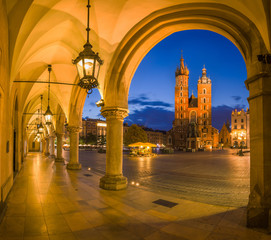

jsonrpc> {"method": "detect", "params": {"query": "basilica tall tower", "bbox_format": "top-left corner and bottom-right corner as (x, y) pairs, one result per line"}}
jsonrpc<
(173, 55), (189, 147)
(174, 55), (189, 126)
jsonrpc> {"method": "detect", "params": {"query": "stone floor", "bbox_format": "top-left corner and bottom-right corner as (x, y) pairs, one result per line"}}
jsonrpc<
(0, 152), (270, 240)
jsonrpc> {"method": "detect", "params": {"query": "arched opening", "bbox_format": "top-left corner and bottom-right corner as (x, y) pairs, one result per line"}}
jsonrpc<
(99, 3), (267, 215)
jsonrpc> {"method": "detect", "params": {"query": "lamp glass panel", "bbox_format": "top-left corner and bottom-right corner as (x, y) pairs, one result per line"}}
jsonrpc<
(84, 58), (94, 77)
(94, 61), (100, 79)
(76, 60), (84, 79)
(45, 114), (52, 124)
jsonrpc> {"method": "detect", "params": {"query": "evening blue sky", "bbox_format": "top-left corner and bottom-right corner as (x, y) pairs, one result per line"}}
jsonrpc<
(83, 30), (248, 131)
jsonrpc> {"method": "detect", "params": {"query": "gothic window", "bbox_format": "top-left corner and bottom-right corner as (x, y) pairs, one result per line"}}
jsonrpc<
(203, 88), (206, 94)
(234, 119), (237, 123)
(181, 106), (183, 111)
(181, 86), (183, 91)
(190, 111), (197, 123)
(181, 113), (183, 118)
(181, 99), (182, 104)
(203, 98), (206, 103)
(204, 105), (206, 110)
(180, 92), (182, 97)
(181, 80), (183, 85)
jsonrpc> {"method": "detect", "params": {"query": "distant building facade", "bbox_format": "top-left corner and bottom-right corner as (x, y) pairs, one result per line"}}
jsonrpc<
(167, 55), (219, 150)
(231, 109), (250, 148)
(80, 119), (166, 146)
(80, 118), (107, 138)
(142, 127), (166, 145)
(219, 120), (231, 147)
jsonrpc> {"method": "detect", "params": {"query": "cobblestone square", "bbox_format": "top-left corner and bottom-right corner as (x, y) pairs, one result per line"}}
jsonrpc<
(72, 149), (250, 207)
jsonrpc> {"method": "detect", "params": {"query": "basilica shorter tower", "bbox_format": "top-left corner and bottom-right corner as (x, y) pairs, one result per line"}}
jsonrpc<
(167, 55), (219, 150)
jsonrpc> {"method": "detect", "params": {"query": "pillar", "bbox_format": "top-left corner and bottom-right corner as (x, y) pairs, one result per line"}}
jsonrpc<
(49, 135), (55, 159)
(55, 133), (64, 162)
(99, 108), (128, 190)
(45, 137), (50, 156)
(66, 126), (81, 170)
(246, 73), (271, 228)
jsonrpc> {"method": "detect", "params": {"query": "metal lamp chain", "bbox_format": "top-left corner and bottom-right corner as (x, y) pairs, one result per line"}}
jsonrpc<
(86, 0), (90, 43)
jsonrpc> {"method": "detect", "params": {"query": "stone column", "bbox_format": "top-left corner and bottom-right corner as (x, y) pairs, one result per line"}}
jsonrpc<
(55, 133), (64, 162)
(67, 126), (81, 170)
(99, 108), (128, 190)
(246, 73), (271, 228)
(49, 135), (56, 159)
(45, 137), (50, 156)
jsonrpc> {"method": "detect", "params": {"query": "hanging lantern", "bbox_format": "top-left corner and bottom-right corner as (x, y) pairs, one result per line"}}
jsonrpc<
(44, 106), (53, 125)
(44, 65), (53, 125)
(73, 0), (103, 94)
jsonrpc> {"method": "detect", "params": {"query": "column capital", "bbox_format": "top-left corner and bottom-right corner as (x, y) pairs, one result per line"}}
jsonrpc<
(101, 107), (129, 120)
(67, 125), (81, 133)
(245, 72), (271, 89)
(245, 72), (271, 102)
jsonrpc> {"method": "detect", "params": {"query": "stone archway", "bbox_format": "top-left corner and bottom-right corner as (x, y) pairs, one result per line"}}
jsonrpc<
(101, 3), (270, 228)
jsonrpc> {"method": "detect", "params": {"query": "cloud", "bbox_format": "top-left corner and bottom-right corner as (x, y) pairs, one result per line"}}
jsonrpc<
(231, 96), (241, 101)
(125, 106), (174, 131)
(128, 95), (173, 108)
(212, 105), (233, 130)
(126, 102), (243, 132)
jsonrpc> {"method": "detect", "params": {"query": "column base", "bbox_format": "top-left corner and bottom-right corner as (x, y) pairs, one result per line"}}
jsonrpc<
(66, 163), (81, 170)
(99, 175), (127, 190)
(247, 207), (269, 228)
(55, 157), (65, 162)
